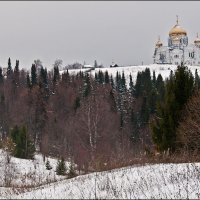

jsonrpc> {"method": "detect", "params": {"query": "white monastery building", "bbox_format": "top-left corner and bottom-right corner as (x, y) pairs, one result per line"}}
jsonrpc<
(153, 16), (200, 66)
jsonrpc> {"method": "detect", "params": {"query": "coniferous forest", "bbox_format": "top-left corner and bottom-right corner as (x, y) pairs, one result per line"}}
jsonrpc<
(1, 58), (200, 172)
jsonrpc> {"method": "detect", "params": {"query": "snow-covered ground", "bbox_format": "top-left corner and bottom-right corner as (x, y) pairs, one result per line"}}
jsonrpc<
(2, 162), (200, 199)
(0, 149), (71, 199)
(1, 148), (200, 199)
(64, 64), (200, 87)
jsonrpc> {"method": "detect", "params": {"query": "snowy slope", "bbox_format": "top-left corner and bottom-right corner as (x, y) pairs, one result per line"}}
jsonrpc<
(0, 148), (200, 199)
(6, 162), (200, 199)
(0, 150), (71, 198)
(65, 64), (200, 87)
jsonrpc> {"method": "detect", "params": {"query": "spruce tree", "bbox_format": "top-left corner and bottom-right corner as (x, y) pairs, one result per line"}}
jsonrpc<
(104, 71), (110, 84)
(83, 73), (91, 97)
(151, 64), (194, 152)
(121, 71), (126, 92)
(195, 69), (200, 89)
(98, 70), (104, 84)
(39, 67), (48, 89)
(152, 70), (156, 87)
(11, 125), (35, 159)
(14, 60), (20, 85)
(94, 60), (98, 68)
(7, 57), (13, 77)
(110, 75), (114, 89)
(53, 66), (60, 84)
(14, 60), (19, 75)
(116, 72), (122, 93)
(135, 72), (142, 97)
(46, 160), (52, 170)
(95, 72), (98, 82)
(156, 74), (165, 102)
(26, 74), (31, 89)
(67, 162), (77, 178)
(129, 74), (134, 96)
(56, 157), (66, 175)
(31, 64), (37, 86)
(143, 68), (152, 95)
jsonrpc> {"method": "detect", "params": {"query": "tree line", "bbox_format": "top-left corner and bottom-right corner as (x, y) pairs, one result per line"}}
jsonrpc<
(1, 58), (200, 171)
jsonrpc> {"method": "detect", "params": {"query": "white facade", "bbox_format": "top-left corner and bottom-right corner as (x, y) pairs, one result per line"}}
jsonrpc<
(153, 17), (200, 66)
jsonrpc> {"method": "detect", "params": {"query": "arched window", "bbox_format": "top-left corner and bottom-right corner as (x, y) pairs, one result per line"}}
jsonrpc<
(192, 52), (194, 58)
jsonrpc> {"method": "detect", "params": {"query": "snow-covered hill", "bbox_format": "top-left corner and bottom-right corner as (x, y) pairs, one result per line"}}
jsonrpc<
(0, 149), (71, 199)
(4, 162), (200, 199)
(63, 64), (200, 87)
(1, 148), (200, 199)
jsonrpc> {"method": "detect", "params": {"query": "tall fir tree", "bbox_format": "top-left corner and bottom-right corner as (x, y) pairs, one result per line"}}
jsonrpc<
(31, 64), (37, 86)
(129, 74), (134, 96)
(152, 70), (156, 87)
(46, 160), (52, 170)
(110, 75), (114, 89)
(53, 66), (60, 84)
(135, 72), (142, 97)
(83, 73), (91, 97)
(151, 64), (194, 153)
(39, 67), (48, 88)
(121, 71), (126, 92)
(156, 74), (165, 102)
(26, 74), (31, 89)
(56, 157), (66, 175)
(14, 60), (20, 85)
(98, 70), (104, 84)
(94, 60), (98, 68)
(11, 125), (35, 159)
(7, 57), (13, 77)
(194, 69), (200, 89)
(104, 71), (110, 84)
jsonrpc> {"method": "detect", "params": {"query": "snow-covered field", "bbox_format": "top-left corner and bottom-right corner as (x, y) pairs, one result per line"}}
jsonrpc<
(64, 64), (200, 87)
(1, 148), (200, 199)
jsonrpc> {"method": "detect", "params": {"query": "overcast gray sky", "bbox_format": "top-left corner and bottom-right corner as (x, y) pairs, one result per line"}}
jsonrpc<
(0, 1), (200, 69)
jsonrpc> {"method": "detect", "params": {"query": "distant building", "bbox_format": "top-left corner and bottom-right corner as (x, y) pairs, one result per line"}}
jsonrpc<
(82, 64), (95, 71)
(153, 16), (200, 66)
(83, 64), (93, 69)
(110, 61), (118, 68)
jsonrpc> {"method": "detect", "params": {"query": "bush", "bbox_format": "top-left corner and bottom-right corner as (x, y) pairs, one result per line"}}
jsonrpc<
(67, 162), (77, 178)
(11, 125), (35, 159)
(56, 157), (66, 175)
(46, 160), (52, 170)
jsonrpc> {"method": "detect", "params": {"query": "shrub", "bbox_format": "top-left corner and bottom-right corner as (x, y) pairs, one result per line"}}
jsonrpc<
(56, 157), (66, 175)
(67, 162), (77, 178)
(11, 125), (35, 159)
(46, 160), (52, 170)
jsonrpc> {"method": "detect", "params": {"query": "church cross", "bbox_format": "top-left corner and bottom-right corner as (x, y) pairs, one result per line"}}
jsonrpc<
(176, 15), (179, 25)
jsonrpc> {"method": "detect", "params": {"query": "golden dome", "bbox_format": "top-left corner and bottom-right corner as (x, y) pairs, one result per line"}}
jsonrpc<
(194, 33), (200, 43)
(169, 16), (187, 36)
